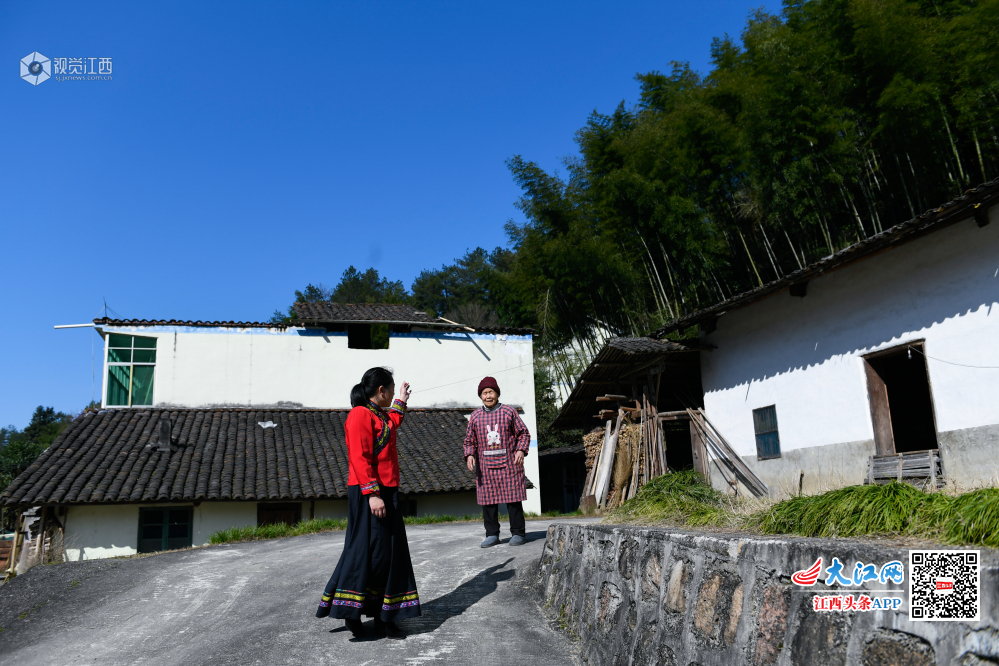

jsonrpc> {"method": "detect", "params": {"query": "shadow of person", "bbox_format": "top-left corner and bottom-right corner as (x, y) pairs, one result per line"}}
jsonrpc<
(399, 558), (516, 635)
(523, 529), (547, 543)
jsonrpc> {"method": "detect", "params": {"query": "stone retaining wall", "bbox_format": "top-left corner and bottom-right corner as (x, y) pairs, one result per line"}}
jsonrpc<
(535, 523), (998, 665)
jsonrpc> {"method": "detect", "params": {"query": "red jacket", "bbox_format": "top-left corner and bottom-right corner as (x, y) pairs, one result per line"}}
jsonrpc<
(346, 399), (407, 494)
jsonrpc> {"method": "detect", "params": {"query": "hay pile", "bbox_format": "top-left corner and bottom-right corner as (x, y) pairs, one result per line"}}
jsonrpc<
(582, 424), (644, 508)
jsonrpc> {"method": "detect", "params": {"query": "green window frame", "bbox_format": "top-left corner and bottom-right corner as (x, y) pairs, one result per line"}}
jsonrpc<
(106, 334), (157, 407)
(137, 507), (193, 553)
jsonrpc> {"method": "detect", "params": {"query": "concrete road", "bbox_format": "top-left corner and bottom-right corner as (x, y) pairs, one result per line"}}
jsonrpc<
(0, 519), (593, 666)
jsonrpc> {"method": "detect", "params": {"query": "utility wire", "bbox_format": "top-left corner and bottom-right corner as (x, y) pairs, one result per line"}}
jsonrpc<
(416, 361), (534, 393)
(909, 345), (999, 369)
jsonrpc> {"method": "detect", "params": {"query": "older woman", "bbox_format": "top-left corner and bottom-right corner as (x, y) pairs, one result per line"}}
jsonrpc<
(464, 376), (532, 547)
(316, 366), (420, 639)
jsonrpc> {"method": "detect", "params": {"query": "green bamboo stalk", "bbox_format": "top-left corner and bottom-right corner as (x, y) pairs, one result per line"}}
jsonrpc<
(974, 130), (987, 183)
(737, 228), (763, 286)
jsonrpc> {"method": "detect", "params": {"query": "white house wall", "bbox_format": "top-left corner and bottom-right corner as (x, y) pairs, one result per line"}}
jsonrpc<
(700, 207), (999, 494)
(96, 329), (540, 513)
(66, 502), (267, 561)
(62, 494), (487, 561)
(63, 504), (139, 561)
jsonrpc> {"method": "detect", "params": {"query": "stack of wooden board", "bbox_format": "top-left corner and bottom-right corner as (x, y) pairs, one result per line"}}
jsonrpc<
(865, 449), (944, 488)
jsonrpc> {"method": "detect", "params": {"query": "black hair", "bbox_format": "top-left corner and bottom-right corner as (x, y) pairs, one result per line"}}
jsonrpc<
(350, 366), (395, 408)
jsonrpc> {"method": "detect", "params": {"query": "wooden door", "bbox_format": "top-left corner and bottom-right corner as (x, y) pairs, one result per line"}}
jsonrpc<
(864, 361), (895, 455)
(690, 421), (709, 477)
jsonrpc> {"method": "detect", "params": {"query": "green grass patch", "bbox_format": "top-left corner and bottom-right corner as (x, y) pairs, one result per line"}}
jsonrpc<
(208, 517), (348, 545)
(403, 513), (480, 525)
(611, 471), (999, 548)
(613, 469), (737, 528)
(755, 484), (999, 547)
(208, 513), (490, 545)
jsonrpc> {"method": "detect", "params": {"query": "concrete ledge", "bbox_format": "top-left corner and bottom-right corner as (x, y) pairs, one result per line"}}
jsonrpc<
(535, 523), (999, 665)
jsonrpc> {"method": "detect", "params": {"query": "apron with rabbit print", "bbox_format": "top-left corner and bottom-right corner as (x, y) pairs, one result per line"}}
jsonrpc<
(463, 404), (532, 505)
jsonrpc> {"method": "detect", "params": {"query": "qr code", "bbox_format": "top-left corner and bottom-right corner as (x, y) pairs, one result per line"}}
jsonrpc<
(909, 550), (979, 621)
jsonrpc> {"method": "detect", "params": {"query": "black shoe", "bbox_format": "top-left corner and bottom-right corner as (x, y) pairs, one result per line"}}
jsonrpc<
(344, 618), (364, 638)
(374, 617), (405, 639)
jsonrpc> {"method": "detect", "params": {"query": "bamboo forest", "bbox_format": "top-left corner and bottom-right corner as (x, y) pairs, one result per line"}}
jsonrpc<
(275, 0), (999, 401)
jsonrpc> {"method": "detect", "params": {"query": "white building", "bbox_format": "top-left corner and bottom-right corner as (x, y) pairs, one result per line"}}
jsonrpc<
(553, 181), (999, 499)
(655, 181), (999, 495)
(3, 304), (539, 561)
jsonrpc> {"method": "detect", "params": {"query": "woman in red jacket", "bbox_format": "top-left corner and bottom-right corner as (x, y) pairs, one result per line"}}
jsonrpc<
(316, 367), (420, 639)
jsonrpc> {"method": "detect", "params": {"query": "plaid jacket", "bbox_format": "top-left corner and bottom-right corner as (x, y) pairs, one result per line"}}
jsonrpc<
(463, 404), (531, 505)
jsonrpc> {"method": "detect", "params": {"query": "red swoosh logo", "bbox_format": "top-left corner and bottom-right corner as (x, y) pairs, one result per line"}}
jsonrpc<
(792, 558), (823, 586)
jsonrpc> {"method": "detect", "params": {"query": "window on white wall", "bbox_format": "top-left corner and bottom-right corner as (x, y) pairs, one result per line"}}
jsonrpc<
(106, 334), (156, 406)
(753, 405), (781, 459)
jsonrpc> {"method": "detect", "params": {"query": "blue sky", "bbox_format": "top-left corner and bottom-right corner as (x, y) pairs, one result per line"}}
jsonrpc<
(1, 1), (777, 428)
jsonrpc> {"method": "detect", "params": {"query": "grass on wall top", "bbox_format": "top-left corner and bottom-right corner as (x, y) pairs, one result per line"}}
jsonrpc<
(612, 470), (999, 548)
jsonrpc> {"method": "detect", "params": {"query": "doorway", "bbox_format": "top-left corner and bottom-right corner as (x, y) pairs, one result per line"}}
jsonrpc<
(663, 420), (695, 471)
(863, 343), (938, 455)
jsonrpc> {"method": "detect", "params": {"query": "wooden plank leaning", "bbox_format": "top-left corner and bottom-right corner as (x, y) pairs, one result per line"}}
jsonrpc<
(583, 420), (611, 497)
(595, 410), (624, 506)
(686, 408), (770, 498)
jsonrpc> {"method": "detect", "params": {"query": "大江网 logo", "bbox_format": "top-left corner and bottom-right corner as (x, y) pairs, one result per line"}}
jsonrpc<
(21, 52), (51, 85)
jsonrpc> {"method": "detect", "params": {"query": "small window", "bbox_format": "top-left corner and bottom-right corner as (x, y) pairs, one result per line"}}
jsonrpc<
(106, 334), (157, 406)
(753, 405), (781, 459)
(257, 502), (302, 526)
(138, 507), (192, 553)
(347, 324), (389, 350)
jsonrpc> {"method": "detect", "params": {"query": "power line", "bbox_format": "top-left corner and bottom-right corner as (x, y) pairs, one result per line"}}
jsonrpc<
(909, 345), (999, 370)
(416, 361), (534, 393)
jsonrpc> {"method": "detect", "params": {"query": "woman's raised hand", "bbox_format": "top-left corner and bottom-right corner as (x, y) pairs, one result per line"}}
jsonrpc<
(399, 381), (412, 403)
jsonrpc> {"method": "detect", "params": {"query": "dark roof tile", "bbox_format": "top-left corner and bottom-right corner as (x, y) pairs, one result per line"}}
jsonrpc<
(293, 302), (439, 323)
(2, 409), (483, 505)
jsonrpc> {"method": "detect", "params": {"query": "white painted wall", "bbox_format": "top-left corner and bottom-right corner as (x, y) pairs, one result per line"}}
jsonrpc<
(95, 328), (540, 513)
(61, 493), (496, 561)
(64, 504), (139, 561)
(65, 502), (257, 560)
(413, 491), (480, 517)
(192, 502), (257, 544)
(700, 207), (999, 484)
(313, 499), (348, 519)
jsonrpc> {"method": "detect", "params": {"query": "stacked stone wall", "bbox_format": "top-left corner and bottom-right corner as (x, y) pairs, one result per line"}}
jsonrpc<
(535, 523), (999, 665)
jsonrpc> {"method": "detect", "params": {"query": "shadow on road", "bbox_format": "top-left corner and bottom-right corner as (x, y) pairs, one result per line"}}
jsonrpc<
(400, 558), (517, 635)
(524, 529), (547, 543)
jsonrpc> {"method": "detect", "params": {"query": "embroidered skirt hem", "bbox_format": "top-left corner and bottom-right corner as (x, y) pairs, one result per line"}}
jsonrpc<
(315, 486), (421, 622)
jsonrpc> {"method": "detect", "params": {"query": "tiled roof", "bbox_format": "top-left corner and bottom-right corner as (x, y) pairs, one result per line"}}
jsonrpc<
(293, 303), (441, 324)
(94, 318), (288, 329)
(607, 337), (687, 354)
(550, 337), (698, 431)
(653, 178), (999, 337)
(1, 408), (492, 506)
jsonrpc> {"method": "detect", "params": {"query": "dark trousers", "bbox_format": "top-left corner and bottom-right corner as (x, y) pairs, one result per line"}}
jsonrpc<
(483, 502), (525, 537)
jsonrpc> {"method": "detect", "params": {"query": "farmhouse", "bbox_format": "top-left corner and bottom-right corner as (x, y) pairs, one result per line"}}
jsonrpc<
(2, 303), (538, 562)
(554, 179), (999, 501)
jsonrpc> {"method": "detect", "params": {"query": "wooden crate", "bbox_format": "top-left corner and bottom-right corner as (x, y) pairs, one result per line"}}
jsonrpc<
(865, 449), (944, 488)
(0, 539), (12, 572)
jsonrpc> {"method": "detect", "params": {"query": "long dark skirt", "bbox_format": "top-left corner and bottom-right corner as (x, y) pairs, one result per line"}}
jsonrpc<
(315, 486), (421, 622)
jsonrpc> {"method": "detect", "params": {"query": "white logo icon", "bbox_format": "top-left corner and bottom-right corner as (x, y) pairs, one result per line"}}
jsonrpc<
(21, 52), (51, 85)
(486, 425), (501, 446)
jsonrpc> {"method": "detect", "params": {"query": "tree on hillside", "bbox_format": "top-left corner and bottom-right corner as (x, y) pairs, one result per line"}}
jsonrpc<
(1, 406), (73, 530)
(493, 0), (999, 390)
(270, 267), (410, 324)
(411, 247), (510, 326)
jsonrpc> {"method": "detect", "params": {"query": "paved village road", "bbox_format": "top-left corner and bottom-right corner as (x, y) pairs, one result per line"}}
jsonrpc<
(0, 519), (596, 666)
